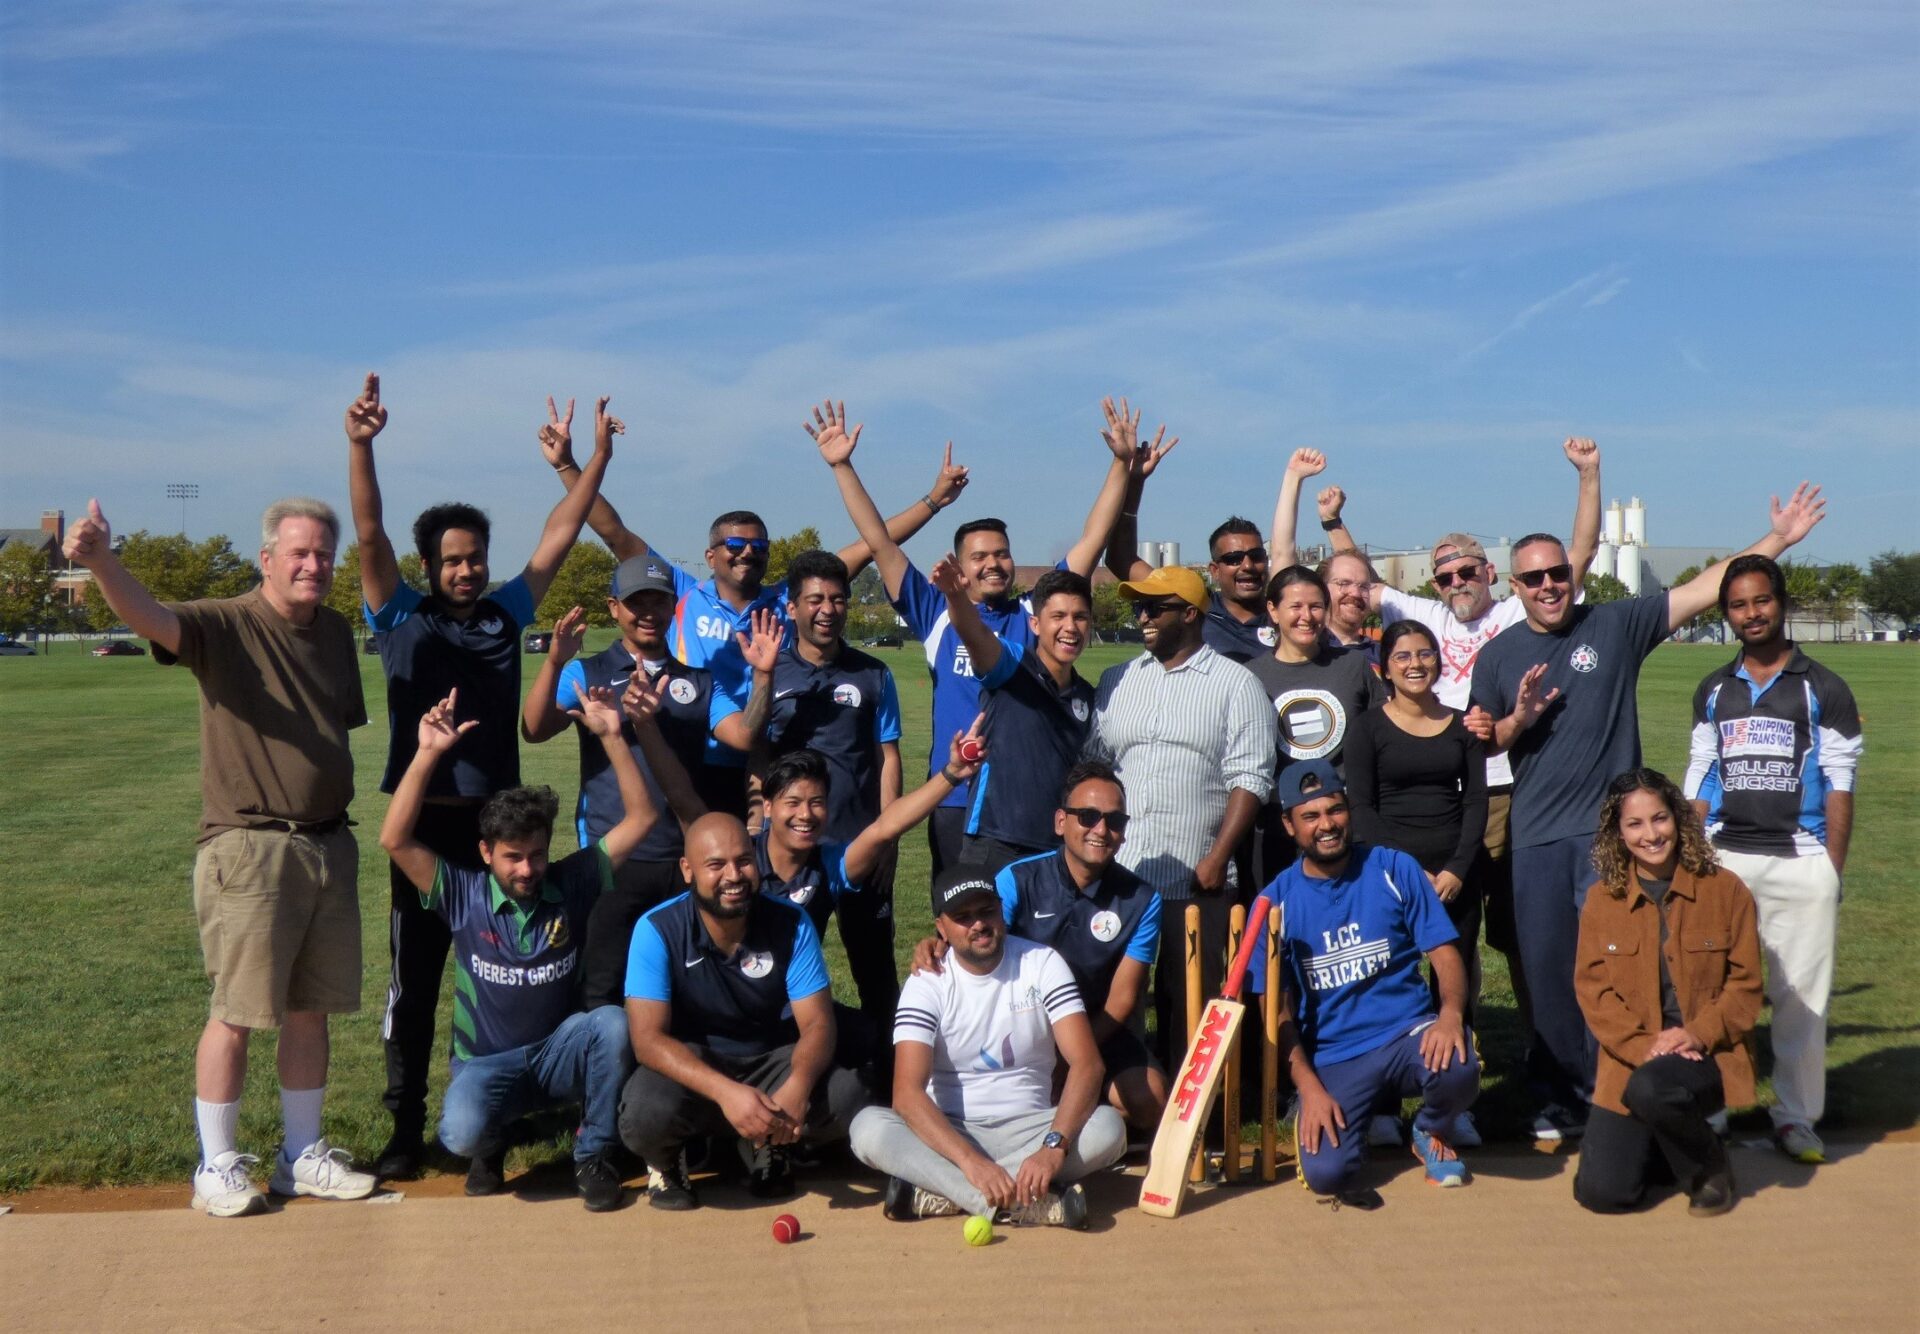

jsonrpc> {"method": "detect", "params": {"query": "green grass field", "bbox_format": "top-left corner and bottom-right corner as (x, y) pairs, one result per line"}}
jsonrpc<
(1, 640), (1913, 1191)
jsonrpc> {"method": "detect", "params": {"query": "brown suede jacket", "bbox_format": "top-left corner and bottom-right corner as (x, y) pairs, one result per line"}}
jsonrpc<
(1574, 863), (1764, 1117)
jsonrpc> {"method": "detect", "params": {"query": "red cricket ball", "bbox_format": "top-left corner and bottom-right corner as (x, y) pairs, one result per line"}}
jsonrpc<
(958, 738), (984, 763)
(772, 1213), (800, 1244)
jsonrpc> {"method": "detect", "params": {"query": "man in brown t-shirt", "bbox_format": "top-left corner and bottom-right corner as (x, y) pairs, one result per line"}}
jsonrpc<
(65, 496), (378, 1217)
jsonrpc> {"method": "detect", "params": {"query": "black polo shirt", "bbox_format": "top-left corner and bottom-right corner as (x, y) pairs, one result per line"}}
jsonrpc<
(966, 641), (1095, 851)
(1203, 592), (1277, 664)
(625, 892), (832, 1059)
(764, 642), (901, 842)
(753, 828), (858, 936)
(994, 851), (1162, 1008)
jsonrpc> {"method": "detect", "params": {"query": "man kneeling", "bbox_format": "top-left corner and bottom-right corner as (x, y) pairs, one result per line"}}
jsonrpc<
(380, 686), (657, 1210)
(1256, 759), (1480, 1206)
(851, 869), (1126, 1230)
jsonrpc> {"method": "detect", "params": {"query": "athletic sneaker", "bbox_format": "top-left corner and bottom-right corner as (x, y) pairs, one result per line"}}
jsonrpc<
(1410, 1132), (1470, 1188)
(746, 1143), (796, 1199)
(1366, 1114), (1403, 1148)
(575, 1153), (624, 1212)
(883, 1175), (962, 1221)
(1003, 1182), (1089, 1230)
(464, 1150), (506, 1197)
(1775, 1123), (1827, 1164)
(646, 1157), (698, 1211)
(1447, 1112), (1482, 1148)
(269, 1139), (376, 1200)
(191, 1151), (266, 1218)
(1529, 1104), (1587, 1143)
(373, 1127), (425, 1182)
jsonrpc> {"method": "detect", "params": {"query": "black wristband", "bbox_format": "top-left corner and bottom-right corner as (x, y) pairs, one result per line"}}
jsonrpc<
(940, 766), (966, 786)
(1320, 517), (1343, 531)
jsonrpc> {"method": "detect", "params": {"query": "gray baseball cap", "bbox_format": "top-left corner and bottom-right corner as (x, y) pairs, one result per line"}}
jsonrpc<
(611, 556), (677, 601)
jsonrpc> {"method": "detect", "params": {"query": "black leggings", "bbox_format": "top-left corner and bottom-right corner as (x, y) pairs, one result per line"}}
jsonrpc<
(1574, 1056), (1728, 1213)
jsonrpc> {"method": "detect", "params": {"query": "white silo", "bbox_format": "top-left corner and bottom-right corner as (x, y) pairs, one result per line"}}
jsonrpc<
(1137, 541), (1160, 567)
(1162, 541), (1182, 569)
(1591, 541), (1617, 581)
(1624, 497), (1647, 547)
(1619, 550), (1644, 596)
(1604, 500), (1624, 546)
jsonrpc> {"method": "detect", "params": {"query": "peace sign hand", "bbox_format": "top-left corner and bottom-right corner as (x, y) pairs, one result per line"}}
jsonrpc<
(539, 396), (576, 469)
(594, 396), (624, 457)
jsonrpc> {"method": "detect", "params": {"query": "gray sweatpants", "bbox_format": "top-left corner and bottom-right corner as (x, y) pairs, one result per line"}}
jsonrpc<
(849, 1104), (1127, 1217)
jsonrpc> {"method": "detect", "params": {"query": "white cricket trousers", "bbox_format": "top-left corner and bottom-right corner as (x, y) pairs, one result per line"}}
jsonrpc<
(1716, 848), (1840, 1129)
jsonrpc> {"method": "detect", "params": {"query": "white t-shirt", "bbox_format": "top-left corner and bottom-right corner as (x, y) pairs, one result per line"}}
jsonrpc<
(893, 937), (1085, 1121)
(1378, 590), (1531, 787)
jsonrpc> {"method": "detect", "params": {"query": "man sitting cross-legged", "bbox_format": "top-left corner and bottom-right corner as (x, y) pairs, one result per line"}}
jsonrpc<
(380, 684), (661, 1211)
(850, 869), (1128, 1230)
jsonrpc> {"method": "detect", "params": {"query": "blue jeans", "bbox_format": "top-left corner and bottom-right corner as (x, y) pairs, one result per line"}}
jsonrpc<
(438, 1005), (632, 1161)
(1296, 1028), (1480, 1195)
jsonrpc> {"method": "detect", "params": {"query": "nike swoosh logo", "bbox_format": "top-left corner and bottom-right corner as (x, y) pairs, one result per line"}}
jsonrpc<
(683, 956), (707, 968)
(1033, 911), (1056, 919)
(774, 688), (804, 700)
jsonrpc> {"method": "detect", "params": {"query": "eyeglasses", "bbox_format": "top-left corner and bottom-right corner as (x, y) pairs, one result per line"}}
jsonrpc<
(1061, 806), (1130, 832)
(1327, 577), (1372, 593)
(1514, 564), (1573, 589)
(1387, 648), (1439, 666)
(1211, 547), (1268, 567)
(717, 537), (770, 555)
(1131, 599), (1184, 619)
(1433, 565), (1484, 589)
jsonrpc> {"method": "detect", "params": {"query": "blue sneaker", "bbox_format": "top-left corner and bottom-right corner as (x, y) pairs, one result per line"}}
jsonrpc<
(1410, 1132), (1470, 1188)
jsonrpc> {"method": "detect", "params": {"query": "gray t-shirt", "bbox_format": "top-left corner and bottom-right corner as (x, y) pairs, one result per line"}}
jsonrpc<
(1246, 643), (1385, 775)
(1468, 594), (1669, 849)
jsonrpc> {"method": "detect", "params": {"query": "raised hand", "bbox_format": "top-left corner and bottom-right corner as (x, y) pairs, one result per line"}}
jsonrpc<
(417, 689), (478, 755)
(62, 499), (112, 568)
(1100, 395), (1141, 460)
(1562, 436), (1600, 473)
(735, 607), (782, 674)
(551, 606), (587, 663)
(1513, 662), (1561, 727)
(1769, 482), (1826, 546)
(945, 713), (987, 781)
(538, 395), (576, 469)
(568, 684), (625, 738)
(928, 441), (971, 507)
(805, 400), (862, 466)
(928, 555), (966, 600)
(621, 674), (665, 729)
(1132, 423), (1178, 480)
(1317, 485), (1346, 524)
(1286, 447), (1326, 479)
(593, 396), (624, 458)
(346, 372), (387, 447)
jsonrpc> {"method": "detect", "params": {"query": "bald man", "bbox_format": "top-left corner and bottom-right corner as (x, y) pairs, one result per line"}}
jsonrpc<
(617, 815), (873, 1209)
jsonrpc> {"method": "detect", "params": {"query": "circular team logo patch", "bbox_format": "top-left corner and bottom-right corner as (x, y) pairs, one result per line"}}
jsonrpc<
(739, 950), (774, 979)
(668, 677), (698, 705)
(1071, 698), (1090, 722)
(1089, 910), (1122, 943)
(478, 616), (504, 636)
(1570, 644), (1600, 673)
(1257, 626), (1278, 647)
(832, 683), (863, 708)
(1273, 688), (1348, 760)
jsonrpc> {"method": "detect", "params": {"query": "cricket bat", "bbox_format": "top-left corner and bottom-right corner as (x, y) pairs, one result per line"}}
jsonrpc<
(1139, 896), (1272, 1217)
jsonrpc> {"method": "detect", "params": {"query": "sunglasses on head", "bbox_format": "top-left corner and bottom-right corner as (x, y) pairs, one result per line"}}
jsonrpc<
(717, 537), (770, 555)
(1433, 564), (1484, 589)
(1061, 806), (1130, 832)
(1514, 564), (1573, 589)
(1131, 599), (1184, 619)
(1212, 546), (1268, 567)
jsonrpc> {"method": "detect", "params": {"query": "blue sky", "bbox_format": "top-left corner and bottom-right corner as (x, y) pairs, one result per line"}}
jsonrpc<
(2, 2), (1913, 576)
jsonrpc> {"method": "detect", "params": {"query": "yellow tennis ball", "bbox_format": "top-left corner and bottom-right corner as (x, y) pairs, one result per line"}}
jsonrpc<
(963, 1214), (993, 1247)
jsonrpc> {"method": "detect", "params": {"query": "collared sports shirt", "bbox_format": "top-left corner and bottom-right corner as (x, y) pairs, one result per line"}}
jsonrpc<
(995, 851), (1160, 1009)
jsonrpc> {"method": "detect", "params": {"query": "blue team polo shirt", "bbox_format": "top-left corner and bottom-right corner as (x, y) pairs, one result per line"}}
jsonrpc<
(761, 642), (902, 843)
(753, 828), (859, 936)
(427, 841), (610, 1065)
(890, 559), (1050, 810)
(967, 640), (1095, 851)
(625, 891), (831, 1058)
(1249, 843), (1458, 1067)
(557, 644), (733, 862)
(367, 575), (536, 797)
(995, 851), (1161, 1008)
(1202, 592), (1277, 665)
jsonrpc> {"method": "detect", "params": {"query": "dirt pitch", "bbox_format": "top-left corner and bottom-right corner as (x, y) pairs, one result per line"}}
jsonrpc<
(6, 1140), (1916, 1332)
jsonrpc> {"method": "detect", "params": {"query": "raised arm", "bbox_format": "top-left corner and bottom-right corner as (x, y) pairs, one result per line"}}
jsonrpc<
(928, 555), (1004, 679)
(521, 396), (616, 605)
(379, 690), (477, 892)
(809, 402), (971, 594)
(62, 500), (181, 654)
(1070, 397), (1172, 577)
(1101, 405), (1179, 583)
(521, 606), (587, 743)
(1562, 437), (1603, 582)
(1268, 448), (1326, 570)
(570, 683), (660, 864)
(1665, 483), (1826, 633)
(344, 372), (400, 611)
(843, 717), (986, 883)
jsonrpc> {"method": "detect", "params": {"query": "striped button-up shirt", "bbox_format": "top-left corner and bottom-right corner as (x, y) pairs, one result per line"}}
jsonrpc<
(1087, 645), (1276, 901)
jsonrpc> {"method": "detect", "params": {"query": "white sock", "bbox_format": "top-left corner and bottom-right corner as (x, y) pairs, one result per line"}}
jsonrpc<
(195, 1098), (241, 1165)
(280, 1086), (326, 1159)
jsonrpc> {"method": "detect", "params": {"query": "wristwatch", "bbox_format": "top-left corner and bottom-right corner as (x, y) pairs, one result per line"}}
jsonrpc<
(1041, 1130), (1068, 1153)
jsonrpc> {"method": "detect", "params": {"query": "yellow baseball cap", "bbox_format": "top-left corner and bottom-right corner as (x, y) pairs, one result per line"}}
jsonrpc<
(1118, 566), (1208, 610)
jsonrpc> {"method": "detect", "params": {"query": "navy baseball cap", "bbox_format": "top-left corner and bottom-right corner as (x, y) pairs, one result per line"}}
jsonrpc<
(930, 868), (1000, 919)
(611, 556), (677, 601)
(1276, 758), (1346, 812)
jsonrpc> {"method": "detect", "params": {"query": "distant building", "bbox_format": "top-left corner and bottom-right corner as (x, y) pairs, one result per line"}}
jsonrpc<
(0, 510), (91, 609)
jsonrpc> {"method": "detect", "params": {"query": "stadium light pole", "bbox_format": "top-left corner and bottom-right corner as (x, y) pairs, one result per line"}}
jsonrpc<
(165, 482), (199, 536)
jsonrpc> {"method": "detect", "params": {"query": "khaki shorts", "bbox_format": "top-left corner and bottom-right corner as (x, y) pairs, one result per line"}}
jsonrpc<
(193, 825), (361, 1028)
(1482, 790), (1511, 861)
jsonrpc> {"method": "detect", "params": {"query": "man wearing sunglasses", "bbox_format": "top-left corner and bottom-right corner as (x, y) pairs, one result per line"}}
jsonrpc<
(1468, 482), (1828, 1142)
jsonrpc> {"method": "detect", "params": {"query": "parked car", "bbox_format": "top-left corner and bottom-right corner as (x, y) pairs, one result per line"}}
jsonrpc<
(92, 641), (147, 657)
(363, 637), (382, 655)
(862, 633), (903, 649)
(0, 636), (34, 656)
(524, 631), (554, 654)
(1901, 626), (1920, 642)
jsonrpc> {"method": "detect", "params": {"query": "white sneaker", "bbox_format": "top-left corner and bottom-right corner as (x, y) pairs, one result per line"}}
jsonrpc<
(1366, 1114), (1403, 1148)
(270, 1138), (377, 1200)
(192, 1151), (266, 1218)
(1775, 1123), (1826, 1164)
(1448, 1112), (1483, 1148)
(1530, 1104), (1586, 1142)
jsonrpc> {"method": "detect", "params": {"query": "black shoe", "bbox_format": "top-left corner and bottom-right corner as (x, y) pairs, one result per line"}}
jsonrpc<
(646, 1155), (699, 1211)
(747, 1145), (795, 1200)
(1687, 1172), (1735, 1218)
(575, 1153), (624, 1212)
(376, 1128), (426, 1182)
(464, 1150), (506, 1197)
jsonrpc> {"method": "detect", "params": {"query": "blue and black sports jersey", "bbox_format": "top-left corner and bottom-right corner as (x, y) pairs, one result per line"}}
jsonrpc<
(557, 643), (731, 862)
(968, 641), (1095, 851)
(1685, 646), (1863, 857)
(625, 891), (831, 1058)
(367, 575), (535, 797)
(1248, 843), (1458, 1067)
(427, 842), (609, 1065)
(1202, 591), (1277, 664)
(891, 560), (1052, 810)
(667, 567), (792, 770)
(762, 642), (902, 842)
(995, 851), (1160, 1009)
(753, 828), (858, 936)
